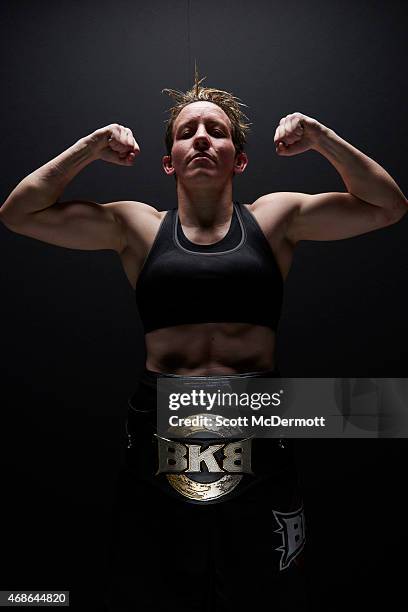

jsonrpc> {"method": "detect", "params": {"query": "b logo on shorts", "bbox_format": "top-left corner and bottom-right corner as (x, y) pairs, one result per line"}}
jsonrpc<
(273, 505), (306, 570)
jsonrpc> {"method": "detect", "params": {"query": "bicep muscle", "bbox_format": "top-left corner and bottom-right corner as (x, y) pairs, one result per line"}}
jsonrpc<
(3, 199), (124, 252)
(287, 192), (399, 243)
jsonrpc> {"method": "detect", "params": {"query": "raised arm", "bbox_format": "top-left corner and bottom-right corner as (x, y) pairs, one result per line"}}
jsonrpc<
(253, 113), (407, 243)
(0, 124), (140, 252)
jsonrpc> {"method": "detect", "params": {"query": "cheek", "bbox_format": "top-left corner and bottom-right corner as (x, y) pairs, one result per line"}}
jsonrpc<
(220, 141), (237, 156)
(220, 147), (237, 165)
(171, 144), (187, 164)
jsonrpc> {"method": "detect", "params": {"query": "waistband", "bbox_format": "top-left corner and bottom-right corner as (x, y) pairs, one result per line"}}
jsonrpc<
(141, 367), (279, 381)
(129, 368), (280, 409)
(130, 368), (279, 401)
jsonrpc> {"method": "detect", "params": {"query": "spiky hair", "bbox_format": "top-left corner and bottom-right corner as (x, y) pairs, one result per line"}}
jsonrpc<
(162, 64), (251, 156)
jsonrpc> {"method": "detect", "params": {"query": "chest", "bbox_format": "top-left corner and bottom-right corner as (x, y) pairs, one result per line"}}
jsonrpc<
(137, 207), (281, 295)
(119, 204), (294, 290)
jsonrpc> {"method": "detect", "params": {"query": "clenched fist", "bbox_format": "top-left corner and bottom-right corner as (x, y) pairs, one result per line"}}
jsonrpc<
(274, 112), (325, 156)
(87, 123), (140, 166)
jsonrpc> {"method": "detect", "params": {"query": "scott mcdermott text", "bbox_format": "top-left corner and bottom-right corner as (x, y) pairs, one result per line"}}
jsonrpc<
(168, 415), (326, 428)
(251, 416), (326, 427)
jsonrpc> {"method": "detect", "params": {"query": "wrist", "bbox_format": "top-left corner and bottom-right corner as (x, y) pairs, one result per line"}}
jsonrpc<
(77, 134), (105, 161)
(310, 126), (338, 153)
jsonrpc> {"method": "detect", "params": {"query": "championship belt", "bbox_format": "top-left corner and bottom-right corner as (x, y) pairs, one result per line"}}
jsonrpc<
(155, 413), (253, 502)
(126, 373), (293, 504)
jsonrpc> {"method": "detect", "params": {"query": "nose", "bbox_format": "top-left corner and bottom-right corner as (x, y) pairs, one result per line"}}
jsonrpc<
(193, 127), (210, 151)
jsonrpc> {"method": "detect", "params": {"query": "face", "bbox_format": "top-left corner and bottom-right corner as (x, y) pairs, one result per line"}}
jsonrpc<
(162, 101), (248, 183)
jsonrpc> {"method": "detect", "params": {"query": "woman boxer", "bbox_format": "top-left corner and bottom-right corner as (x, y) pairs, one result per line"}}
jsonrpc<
(1, 75), (406, 611)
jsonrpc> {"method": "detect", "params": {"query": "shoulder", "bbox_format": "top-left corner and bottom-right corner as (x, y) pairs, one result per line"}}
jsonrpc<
(102, 200), (167, 255)
(248, 192), (303, 214)
(103, 200), (166, 223)
(244, 192), (304, 242)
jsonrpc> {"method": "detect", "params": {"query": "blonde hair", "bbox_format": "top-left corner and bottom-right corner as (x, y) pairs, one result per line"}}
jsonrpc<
(162, 65), (251, 156)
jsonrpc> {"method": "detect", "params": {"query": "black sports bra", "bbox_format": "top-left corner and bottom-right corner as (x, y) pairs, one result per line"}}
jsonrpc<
(135, 202), (283, 333)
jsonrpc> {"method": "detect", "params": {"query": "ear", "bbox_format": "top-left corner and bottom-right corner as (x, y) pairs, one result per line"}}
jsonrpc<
(162, 154), (175, 176)
(233, 152), (248, 175)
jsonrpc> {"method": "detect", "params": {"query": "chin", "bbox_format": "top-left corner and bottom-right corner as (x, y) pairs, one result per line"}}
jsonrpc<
(184, 170), (217, 179)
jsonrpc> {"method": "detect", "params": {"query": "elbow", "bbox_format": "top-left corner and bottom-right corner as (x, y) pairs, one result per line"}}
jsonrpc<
(0, 208), (17, 232)
(392, 197), (408, 223)
(0, 203), (24, 229)
(0, 207), (11, 225)
(379, 199), (407, 227)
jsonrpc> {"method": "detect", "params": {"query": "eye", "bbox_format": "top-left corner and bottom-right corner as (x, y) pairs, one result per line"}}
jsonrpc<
(180, 127), (224, 138)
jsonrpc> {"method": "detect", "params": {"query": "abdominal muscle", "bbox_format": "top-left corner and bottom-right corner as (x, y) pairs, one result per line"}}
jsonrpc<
(144, 322), (277, 375)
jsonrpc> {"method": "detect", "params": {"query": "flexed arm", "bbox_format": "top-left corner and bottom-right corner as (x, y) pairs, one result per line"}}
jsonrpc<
(0, 125), (139, 252)
(254, 113), (407, 243)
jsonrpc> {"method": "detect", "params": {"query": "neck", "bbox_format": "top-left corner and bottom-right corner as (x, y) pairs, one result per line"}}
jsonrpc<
(176, 179), (234, 228)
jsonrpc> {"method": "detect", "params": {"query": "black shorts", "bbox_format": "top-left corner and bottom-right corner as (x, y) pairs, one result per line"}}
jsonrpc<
(104, 370), (310, 611)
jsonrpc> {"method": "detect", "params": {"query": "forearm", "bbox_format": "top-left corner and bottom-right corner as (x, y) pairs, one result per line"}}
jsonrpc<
(0, 136), (99, 222)
(313, 128), (407, 211)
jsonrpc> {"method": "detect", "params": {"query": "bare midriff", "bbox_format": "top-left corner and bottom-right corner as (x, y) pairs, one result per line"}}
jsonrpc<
(144, 322), (276, 375)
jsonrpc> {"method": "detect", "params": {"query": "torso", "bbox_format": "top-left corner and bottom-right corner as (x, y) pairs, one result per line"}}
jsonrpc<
(113, 197), (296, 375)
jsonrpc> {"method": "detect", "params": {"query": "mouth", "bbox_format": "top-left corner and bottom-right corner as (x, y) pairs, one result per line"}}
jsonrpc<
(190, 153), (215, 163)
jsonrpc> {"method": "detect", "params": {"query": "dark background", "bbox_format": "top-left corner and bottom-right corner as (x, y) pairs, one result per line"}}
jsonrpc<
(1, 1), (407, 610)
